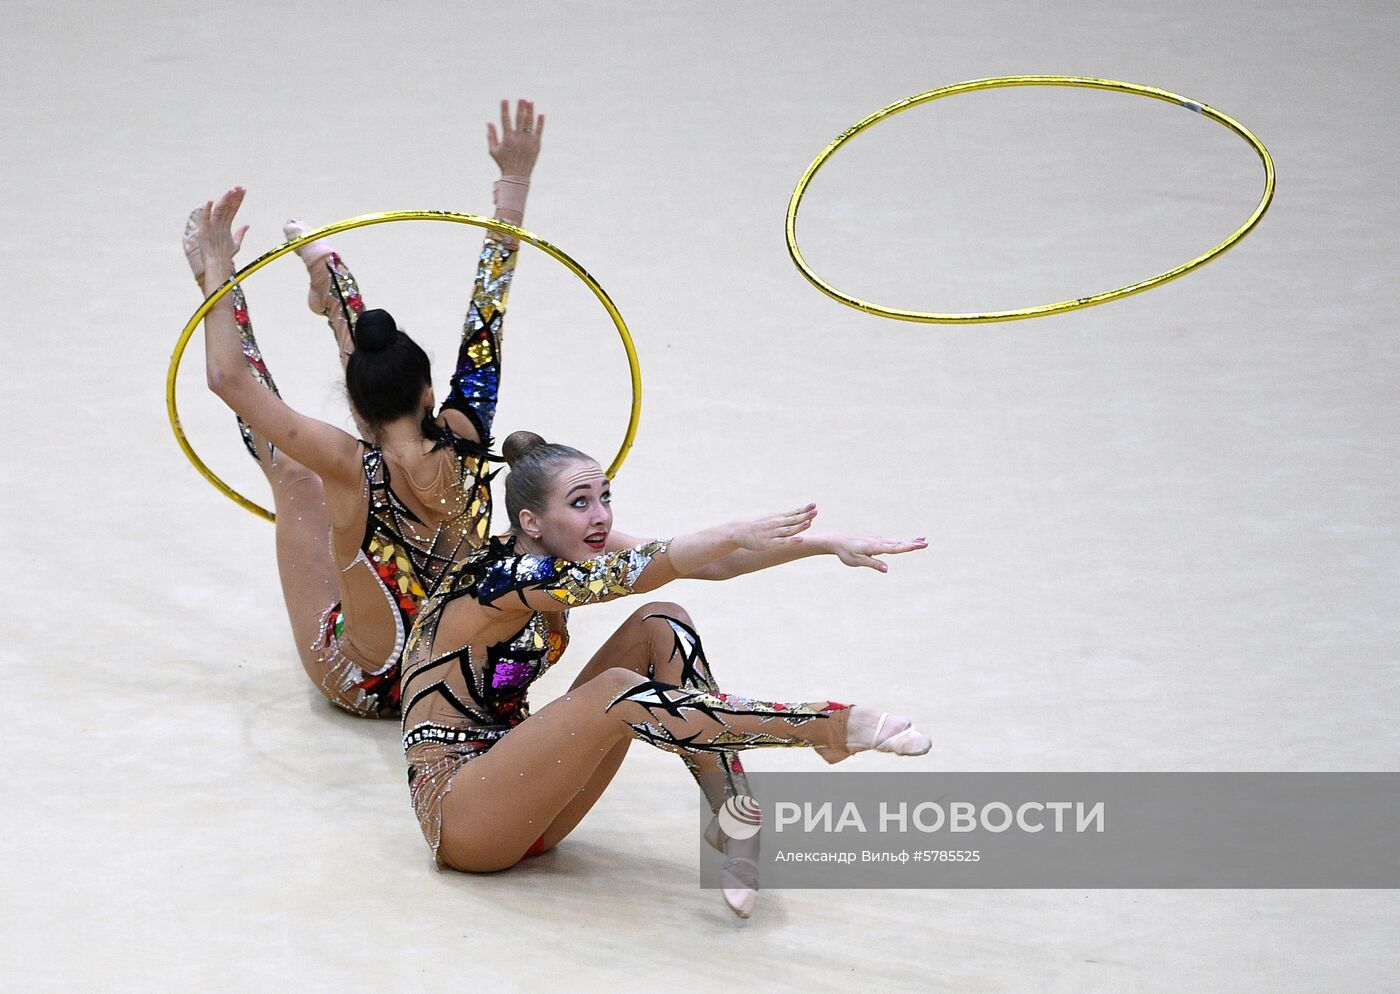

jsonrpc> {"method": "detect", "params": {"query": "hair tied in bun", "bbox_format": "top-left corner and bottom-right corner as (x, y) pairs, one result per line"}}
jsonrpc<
(352, 308), (398, 353)
(502, 430), (548, 468)
(501, 433), (592, 533)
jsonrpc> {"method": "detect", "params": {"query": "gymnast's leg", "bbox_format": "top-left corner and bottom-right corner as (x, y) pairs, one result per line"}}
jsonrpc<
(434, 666), (922, 873)
(283, 221), (358, 359)
(283, 221), (375, 440)
(531, 603), (752, 853)
(183, 213), (361, 713)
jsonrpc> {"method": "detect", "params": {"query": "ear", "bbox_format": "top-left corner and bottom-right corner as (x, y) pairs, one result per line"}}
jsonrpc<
(420, 384), (435, 409)
(518, 508), (541, 539)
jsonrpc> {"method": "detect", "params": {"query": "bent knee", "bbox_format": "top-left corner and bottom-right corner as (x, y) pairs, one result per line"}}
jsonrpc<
(635, 601), (692, 626)
(578, 666), (648, 701)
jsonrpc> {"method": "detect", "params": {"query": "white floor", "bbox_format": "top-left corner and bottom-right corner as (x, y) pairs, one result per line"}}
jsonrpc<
(2, 1), (1397, 990)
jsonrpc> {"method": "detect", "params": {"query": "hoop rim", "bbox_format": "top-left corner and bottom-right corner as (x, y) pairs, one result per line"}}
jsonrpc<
(784, 75), (1276, 323)
(168, 211), (642, 522)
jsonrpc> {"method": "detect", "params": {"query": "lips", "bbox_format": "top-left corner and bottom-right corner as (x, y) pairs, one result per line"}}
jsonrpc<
(584, 531), (607, 551)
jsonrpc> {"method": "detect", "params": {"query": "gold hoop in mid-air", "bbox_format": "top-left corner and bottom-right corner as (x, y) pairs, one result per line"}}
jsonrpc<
(785, 75), (1276, 323)
(169, 211), (643, 523)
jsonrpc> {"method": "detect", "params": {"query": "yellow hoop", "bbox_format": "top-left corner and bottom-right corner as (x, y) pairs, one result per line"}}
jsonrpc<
(168, 211), (643, 523)
(785, 75), (1276, 323)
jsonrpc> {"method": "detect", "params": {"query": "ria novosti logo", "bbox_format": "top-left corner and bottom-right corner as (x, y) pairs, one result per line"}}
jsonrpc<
(717, 795), (763, 840)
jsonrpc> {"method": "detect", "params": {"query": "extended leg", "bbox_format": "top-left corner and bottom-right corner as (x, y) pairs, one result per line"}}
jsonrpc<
(282, 221), (359, 363)
(436, 667), (851, 872)
(534, 604), (751, 855)
(283, 222), (375, 439)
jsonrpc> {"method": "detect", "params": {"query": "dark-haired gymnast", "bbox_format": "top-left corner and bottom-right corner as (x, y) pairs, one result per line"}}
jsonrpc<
(186, 100), (542, 717)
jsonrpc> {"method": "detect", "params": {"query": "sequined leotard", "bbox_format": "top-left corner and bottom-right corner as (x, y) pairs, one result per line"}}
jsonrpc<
(401, 536), (851, 867)
(401, 536), (671, 857)
(309, 237), (518, 717)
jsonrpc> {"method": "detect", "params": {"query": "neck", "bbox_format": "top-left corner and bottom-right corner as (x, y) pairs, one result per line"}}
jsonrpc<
(371, 411), (430, 454)
(512, 531), (547, 557)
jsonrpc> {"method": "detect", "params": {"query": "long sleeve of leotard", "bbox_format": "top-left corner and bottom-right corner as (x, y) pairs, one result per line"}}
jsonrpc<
(439, 237), (517, 442)
(461, 538), (673, 611)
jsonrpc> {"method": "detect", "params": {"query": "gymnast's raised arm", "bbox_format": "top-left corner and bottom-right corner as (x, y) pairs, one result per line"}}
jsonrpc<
(197, 187), (362, 487)
(437, 99), (545, 446)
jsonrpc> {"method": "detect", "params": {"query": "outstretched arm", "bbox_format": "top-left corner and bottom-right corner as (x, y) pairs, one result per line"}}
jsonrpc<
(438, 99), (545, 444)
(683, 532), (928, 580)
(197, 188), (362, 485)
(472, 505), (821, 615)
(431, 505), (821, 650)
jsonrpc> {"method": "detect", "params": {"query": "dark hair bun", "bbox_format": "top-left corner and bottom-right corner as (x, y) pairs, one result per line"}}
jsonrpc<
(354, 308), (398, 353)
(502, 430), (547, 468)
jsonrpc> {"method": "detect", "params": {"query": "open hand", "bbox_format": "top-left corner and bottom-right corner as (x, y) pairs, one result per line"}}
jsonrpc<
(488, 99), (544, 176)
(730, 504), (818, 552)
(830, 534), (928, 573)
(194, 186), (250, 272)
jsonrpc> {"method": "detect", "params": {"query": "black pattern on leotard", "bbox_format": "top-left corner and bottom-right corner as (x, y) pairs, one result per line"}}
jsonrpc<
(399, 537), (849, 861)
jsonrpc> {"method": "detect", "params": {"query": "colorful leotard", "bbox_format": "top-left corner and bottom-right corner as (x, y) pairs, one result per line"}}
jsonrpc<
(400, 536), (849, 866)
(310, 237), (518, 717)
(401, 536), (671, 858)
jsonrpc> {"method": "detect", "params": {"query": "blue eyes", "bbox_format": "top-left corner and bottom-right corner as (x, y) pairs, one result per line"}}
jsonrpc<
(571, 493), (612, 509)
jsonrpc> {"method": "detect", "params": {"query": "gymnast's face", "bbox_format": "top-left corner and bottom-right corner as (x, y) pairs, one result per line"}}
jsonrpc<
(521, 458), (613, 561)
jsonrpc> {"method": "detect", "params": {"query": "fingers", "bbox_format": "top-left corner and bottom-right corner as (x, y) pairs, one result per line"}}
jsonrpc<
(487, 122), (499, 149)
(867, 536), (928, 571)
(832, 534), (927, 572)
(783, 503), (818, 523)
(884, 538), (928, 555)
(773, 516), (813, 539)
(493, 99), (540, 139)
(855, 535), (928, 555)
(535, 112), (546, 138)
(760, 503), (816, 540)
(232, 224), (249, 252)
(767, 504), (816, 541)
(211, 186), (245, 226)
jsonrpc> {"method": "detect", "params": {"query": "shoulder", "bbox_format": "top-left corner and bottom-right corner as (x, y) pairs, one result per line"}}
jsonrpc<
(450, 536), (564, 604)
(433, 407), (487, 449)
(427, 410), (502, 467)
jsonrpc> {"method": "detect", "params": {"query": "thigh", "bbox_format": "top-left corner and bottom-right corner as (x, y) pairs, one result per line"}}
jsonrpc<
(437, 667), (644, 872)
(565, 601), (689, 692)
(531, 739), (629, 852)
(263, 455), (338, 654)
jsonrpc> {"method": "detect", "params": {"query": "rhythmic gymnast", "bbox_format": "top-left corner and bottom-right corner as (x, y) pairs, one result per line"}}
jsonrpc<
(402, 431), (932, 917)
(185, 100), (542, 717)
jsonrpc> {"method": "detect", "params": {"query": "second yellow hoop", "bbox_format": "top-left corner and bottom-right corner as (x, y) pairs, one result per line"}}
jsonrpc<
(785, 75), (1276, 323)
